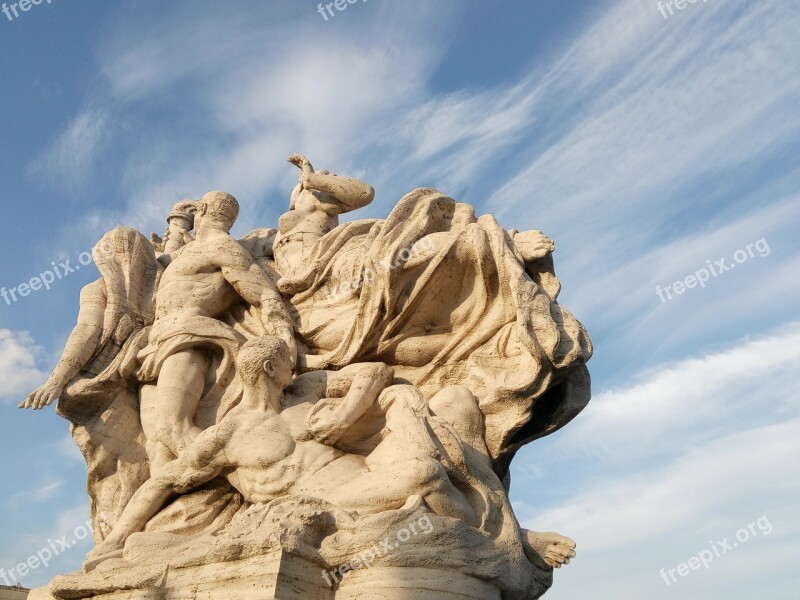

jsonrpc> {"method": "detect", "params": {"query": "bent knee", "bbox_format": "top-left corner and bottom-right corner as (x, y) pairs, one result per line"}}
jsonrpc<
(429, 386), (482, 425)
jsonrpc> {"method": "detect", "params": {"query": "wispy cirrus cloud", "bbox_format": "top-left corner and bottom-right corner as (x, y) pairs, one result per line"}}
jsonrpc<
(7, 479), (65, 508)
(488, 0), (800, 229)
(516, 323), (800, 599)
(29, 109), (111, 193)
(45, 2), (550, 239)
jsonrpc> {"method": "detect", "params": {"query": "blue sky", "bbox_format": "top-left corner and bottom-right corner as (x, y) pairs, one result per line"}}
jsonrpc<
(0, 0), (798, 597)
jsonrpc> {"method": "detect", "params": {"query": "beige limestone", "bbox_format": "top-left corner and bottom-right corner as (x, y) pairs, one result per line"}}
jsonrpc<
(22, 155), (591, 599)
(0, 586), (29, 600)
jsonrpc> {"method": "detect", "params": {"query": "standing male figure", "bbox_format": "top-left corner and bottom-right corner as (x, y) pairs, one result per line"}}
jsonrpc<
(137, 190), (297, 470)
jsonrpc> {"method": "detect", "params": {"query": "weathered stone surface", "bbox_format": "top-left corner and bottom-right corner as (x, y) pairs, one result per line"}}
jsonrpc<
(20, 155), (591, 599)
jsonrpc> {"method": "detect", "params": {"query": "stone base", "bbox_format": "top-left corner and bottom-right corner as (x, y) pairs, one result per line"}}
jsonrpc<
(30, 552), (332, 600)
(29, 551), (501, 600)
(337, 566), (501, 599)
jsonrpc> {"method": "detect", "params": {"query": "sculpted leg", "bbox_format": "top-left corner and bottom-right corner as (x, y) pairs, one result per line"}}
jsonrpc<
(140, 384), (175, 470)
(428, 385), (488, 456)
(84, 424), (229, 571)
(366, 385), (438, 465)
(155, 350), (209, 457)
(353, 386), (479, 525)
(84, 475), (177, 570)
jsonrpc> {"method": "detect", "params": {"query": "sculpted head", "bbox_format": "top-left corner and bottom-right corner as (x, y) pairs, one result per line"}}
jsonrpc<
(289, 182), (324, 210)
(167, 200), (197, 234)
(197, 191), (240, 232)
(289, 169), (334, 210)
(236, 336), (294, 391)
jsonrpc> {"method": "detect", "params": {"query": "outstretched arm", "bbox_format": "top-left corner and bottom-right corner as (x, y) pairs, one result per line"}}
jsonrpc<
(20, 280), (106, 410)
(218, 238), (297, 365)
(288, 153), (374, 214)
(85, 421), (233, 567)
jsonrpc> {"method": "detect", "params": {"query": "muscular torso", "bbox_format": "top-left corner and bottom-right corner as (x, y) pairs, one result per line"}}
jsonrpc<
(221, 372), (372, 504)
(279, 190), (340, 237)
(274, 191), (342, 277)
(224, 399), (367, 503)
(154, 238), (239, 321)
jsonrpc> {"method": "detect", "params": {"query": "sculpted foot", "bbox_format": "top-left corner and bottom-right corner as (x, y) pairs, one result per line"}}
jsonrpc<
(513, 230), (555, 262)
(522, 529), (576, 569)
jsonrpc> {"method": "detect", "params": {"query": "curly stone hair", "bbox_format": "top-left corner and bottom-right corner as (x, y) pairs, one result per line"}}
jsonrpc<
(236, 336), (291, 386)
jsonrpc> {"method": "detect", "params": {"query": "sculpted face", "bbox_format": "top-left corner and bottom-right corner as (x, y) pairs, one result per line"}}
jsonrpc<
(167, 216), (192, 237)
(263, 353), (293, 390)
(236, 337), (294, 390)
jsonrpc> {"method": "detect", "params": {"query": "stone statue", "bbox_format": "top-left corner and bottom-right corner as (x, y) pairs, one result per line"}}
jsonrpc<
(87, 339), (475, 566)
(149, 199), (197, 265)
(275, 153), (374, 278)
(20, 156), (591, 600)
(137, 190), (296, 470)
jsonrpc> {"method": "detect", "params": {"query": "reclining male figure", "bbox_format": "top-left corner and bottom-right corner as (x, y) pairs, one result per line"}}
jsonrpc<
(86, 337), (478, 568)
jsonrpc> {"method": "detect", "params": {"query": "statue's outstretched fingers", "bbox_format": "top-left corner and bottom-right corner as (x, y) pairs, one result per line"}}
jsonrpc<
(30, 389), (44, 410)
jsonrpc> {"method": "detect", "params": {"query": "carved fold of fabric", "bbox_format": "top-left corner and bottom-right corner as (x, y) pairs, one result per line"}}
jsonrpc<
(136, 315), (248, 427)
(54, 227), (162, 543)
(277, 188), (592, 477)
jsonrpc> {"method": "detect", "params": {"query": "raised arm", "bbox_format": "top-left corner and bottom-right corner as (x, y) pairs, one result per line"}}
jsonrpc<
(20, 279), (107, 410)
(306, 363), (394, 445)
(288, 153), (374, 214)
(217, 237), (297, 365)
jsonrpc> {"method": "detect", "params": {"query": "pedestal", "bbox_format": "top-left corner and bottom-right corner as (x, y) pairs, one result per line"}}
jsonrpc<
(29, 550), (503, 600)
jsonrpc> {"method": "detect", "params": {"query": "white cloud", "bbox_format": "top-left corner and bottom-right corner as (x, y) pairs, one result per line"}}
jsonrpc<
(534, 420), (800, 549)
(0, 329), (45, 402)
(30, 109), (110, 192)
(518, 323), (800, 599)
(51, 1), (550, 240)
(7, 479), (65, 508)
(488, 0), (800, 227)
(565, 190), (800, 367)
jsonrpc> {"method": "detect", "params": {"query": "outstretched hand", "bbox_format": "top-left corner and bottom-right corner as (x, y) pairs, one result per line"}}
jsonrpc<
(287, 153), (313, 175)
(19, 378), (65, 410)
